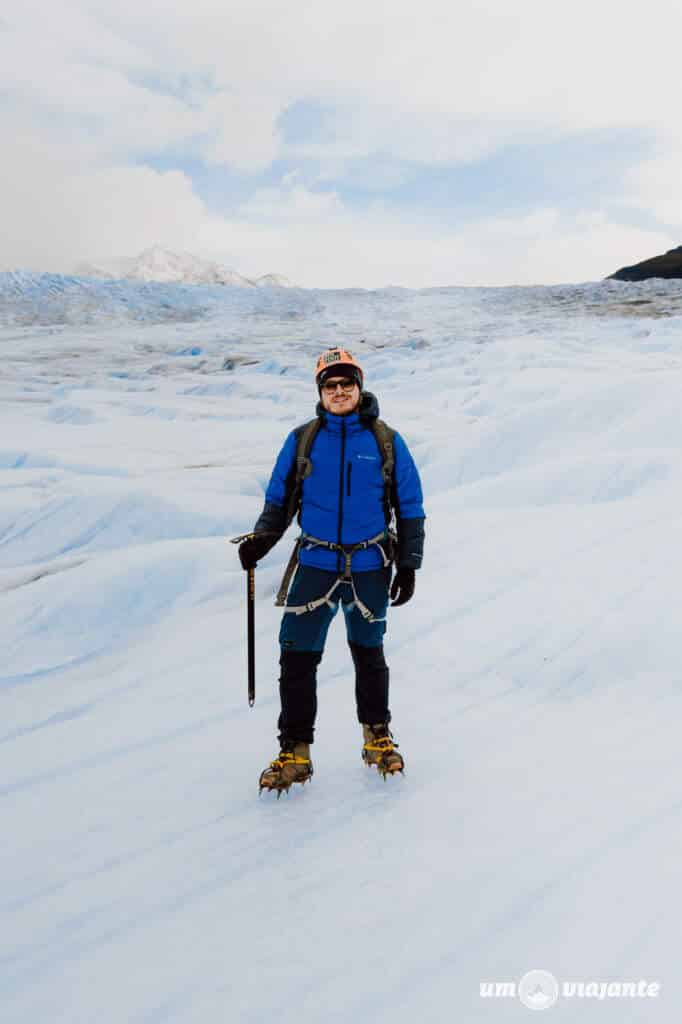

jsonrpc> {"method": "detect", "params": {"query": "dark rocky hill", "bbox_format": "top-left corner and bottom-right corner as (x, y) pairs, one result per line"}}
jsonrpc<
(609, 245), (682, 281)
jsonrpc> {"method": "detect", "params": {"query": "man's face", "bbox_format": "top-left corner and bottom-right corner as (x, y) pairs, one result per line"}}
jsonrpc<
(319, 376), (361, 415)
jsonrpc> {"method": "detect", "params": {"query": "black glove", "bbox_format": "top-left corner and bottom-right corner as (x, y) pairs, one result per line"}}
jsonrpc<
(238, 532), (279, 570)
(390, 567), (415, 607)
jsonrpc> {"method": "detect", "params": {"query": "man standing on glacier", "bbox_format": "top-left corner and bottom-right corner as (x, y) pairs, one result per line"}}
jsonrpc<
(238, 347), (425, 794)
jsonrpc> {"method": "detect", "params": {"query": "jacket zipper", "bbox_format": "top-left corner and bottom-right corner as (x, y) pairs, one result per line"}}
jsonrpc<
(346, 461), (352, 497)
(336, 419), (346, 574)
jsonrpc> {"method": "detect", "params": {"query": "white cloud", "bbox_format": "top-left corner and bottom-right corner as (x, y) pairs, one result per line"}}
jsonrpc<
(0, 125), (209, 270)
(99, 0), (682, 146)
(202, 185), (676, 288)
(201, 92), (281, 171)
(238, 183), (344, 222)
(0, 123), (674, 286)
(1, 0), (680, 282)
(7, 0), (682, 170)
(624, 149), (682, 229)
(1, 3), (284, 165)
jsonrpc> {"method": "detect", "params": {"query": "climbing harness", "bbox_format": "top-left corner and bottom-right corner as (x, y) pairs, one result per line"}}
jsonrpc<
(276, 530), (394, 622)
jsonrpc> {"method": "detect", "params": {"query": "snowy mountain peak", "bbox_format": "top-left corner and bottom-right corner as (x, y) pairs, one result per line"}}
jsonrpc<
(73, 247), (293, 288)
(254, 273), (293, 288)
(128, 247), (252, 287)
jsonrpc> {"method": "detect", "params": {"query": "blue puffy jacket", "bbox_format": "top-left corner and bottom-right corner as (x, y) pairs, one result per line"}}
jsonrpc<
(254, 392), (425, 573)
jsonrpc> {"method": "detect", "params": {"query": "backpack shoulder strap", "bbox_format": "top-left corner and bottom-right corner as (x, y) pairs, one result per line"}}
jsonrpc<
(370, 418), (396, 525)
(284, 418), (322, 526)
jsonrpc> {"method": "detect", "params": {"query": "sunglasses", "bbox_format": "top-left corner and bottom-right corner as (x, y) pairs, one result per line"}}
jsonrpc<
(321, 378), (358, 393)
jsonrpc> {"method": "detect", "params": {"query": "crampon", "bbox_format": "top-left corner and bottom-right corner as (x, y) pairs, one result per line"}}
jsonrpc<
(362, 724), (405, 779)
(259, 742), (313, 798)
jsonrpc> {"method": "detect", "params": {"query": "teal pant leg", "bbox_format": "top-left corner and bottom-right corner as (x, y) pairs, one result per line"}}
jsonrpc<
(279, 567), (341, 652)
(279, 565), (391, 651)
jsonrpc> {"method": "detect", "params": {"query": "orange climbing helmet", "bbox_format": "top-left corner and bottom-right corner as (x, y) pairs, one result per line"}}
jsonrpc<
(314, 347), (364, 391)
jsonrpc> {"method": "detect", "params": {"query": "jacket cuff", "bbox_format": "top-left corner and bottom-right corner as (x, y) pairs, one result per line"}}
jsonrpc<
(396, 517), (425, 569)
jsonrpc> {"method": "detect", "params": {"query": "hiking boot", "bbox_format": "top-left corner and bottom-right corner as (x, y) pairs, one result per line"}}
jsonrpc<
(362, 723), (404, 778)
(259, 741), (313, 797)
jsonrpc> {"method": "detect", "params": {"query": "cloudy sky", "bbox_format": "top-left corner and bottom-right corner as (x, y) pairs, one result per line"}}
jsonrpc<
(1, 0), (681, 287)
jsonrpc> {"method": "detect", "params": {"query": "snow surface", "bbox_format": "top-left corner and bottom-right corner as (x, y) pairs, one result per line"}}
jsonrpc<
(2, 275), (682, 1023)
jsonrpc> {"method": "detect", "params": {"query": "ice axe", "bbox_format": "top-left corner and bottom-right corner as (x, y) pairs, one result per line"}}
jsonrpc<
(230, 531), (280, 707)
